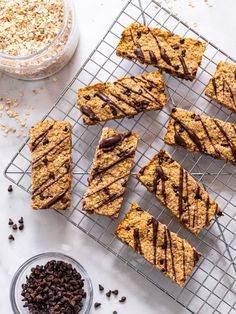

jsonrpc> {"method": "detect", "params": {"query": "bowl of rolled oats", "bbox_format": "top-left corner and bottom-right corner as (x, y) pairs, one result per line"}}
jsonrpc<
(0, 0), (79, 80)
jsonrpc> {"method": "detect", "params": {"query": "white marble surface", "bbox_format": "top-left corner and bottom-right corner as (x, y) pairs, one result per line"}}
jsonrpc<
(0, 0), (235, 313)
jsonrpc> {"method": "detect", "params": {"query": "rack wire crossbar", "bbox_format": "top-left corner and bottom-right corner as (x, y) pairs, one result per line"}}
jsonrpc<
(4, 1), (236, 313)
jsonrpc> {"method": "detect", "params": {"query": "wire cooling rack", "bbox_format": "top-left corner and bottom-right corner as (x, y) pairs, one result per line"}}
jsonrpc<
(4, 0), (236, 313)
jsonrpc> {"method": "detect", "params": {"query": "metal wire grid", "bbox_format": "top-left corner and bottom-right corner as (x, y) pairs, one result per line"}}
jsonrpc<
(4, 0), (236, 313)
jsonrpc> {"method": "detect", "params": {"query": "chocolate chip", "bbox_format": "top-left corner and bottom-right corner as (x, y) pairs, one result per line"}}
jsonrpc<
(137, 89), (142, 95)
(174, 65), (180, 70)
(49, 172), (55, 179)
(106, 290), (111, 297)
(160, 259), (164, 265)
(171, 44), (179, 50)
(12, 224), (17, 230)
(18, 217), (24, 224)
(43, 138), (49, 145)
(84, 95), (91, 100)
(8, 234), (14, 241)
(8, 185), (13, 192)
(43, 158), (48, 165)
(179, 38), (185, 44)
(217, 211), (224, 216)
(94, 302), (101, 309)
(64, 126), (68, 132)
(119, 296), (126, 303)
(137, 31), (142, 38)
(99, 284), (104, 291)
(8, 218), (14, 225)
(181, 49), (186, 57)
(124, 89), (131, 96)
(112, 290), (119, 296)
(172, 107), (177, 113)
(19, 224), (24, 231)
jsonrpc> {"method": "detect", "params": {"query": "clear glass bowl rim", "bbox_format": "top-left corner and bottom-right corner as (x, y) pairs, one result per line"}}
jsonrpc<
(0, 0), (72, 61)
(10, 252), (93, 314)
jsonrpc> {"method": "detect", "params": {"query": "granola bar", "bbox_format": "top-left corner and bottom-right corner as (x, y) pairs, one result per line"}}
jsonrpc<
(82, 127), (138, 218)
(77, 71), (167, 125)
(164, 107), (236, 164)
(137, 150), (222, 235)
(115, 203), (201, 286)
(205, 61), (236, 113)
(116, 23), (206, 81)
(30, 120), (72, 209)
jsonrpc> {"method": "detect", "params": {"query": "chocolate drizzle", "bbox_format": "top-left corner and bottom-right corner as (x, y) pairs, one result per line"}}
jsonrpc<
(81, 105), (97, 121)
(135, 44), (145, 60)
(178, 52), (189, 76)
(199, 117), (220, 158)
(95, 92), (127, 115)
(149, 218), (159, 265)
(31, 124), (54, 151)
(149, 50), (157, 63)
(41, 189), (68, 208)
(167, 229), (176, 281)
(163, 228), (168, 273)
(99, 132), (131, 152)
(212, 78), (217, 96)
(205, 196), (210, 225)
(133, 228), (142, 254)
(32, 136), (70, 166)
(182, 240), (186, 282)
(214, 120), (236, 161)
(178, 168), (184, 218)
(150, 30), (172, 66)
(91, 149), (135, 179)
(223, 79), (235, 103)
(172, 116), (203, 151)
(192, 186), (200, 228)
(153, 165), (167, 205)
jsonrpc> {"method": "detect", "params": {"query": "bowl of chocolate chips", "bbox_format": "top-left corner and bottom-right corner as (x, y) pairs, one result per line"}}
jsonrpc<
(10, 252), (93, 314)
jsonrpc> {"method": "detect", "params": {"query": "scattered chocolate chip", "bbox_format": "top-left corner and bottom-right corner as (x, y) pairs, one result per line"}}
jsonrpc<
(174, 65), (180, 70)
(179, 38), (185, 44)
(43, 158), (48, 165)
(94, 302), (101, 309)
(8, 234), (14, 241)
(64, 126), (68, 132)
(12, 224), (17, 230)
(99, 284), (104, 291)
(119, 296), (126, 303)
(172, 107), (177, 113)
(217, 211), (224, 216)
(137, 89), (142, 95)
(19, 224), (24, 231)
(8, 185), (13, 192)
(160, 259), (164, 265)
(124, 89), (131, 96)
(8, 218), (14, 225)
(18, 217), (24, 224)
(106, 290), (111, 297)
(112, 290), (119, 296)
(181, 49), (186, 57)
(43, 138), (49, 145)
(137, 31), (142, 38)
(84, 95), (91, 100)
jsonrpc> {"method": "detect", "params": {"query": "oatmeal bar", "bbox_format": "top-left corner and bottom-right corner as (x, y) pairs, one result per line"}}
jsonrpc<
(30, 120), (72, 209)
(205, 61), (236, 113)
(82, 127), (138, 218)
(115, 203), (201, 286)
(164, 107), (236, 164)
(137, 150), (222, 235)
(77, 71), (167, 125)
(116, 23), (206, 81)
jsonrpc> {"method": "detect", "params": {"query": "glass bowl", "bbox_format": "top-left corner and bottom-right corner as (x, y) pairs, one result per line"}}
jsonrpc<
(10, 252), (93, 314)
(0, 0), (79, 80)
